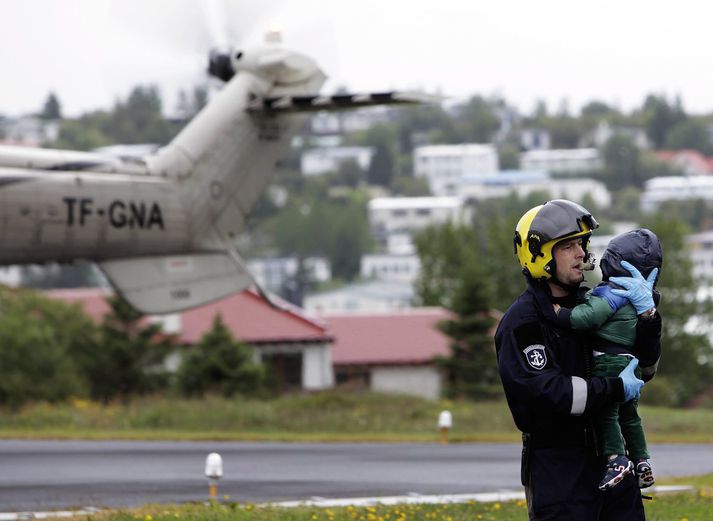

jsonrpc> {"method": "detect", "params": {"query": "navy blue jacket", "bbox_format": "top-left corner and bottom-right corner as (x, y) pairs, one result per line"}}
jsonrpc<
(495, 279), (662, 435)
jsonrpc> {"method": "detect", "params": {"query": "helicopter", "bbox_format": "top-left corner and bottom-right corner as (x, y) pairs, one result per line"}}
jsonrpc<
(0, 32), (433, 314)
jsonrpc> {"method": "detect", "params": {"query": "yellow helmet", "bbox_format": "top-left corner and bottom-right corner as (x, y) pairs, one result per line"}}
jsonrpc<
(514, 199), (599, 280)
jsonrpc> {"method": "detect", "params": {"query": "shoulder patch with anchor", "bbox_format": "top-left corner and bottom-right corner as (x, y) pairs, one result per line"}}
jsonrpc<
(523, 344), (548, 370)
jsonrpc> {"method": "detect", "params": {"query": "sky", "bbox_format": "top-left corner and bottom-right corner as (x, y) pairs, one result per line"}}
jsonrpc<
(2, 0), (713, 118)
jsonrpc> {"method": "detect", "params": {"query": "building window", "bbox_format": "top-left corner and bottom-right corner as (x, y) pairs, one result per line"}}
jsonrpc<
(262, 352), (303, 392)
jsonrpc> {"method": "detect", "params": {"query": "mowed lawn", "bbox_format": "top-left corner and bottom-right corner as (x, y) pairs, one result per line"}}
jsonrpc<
(41, 474), (713, 521)
(1, 391), (713, 443)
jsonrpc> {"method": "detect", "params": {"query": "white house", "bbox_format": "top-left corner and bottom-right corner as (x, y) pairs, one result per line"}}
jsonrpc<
(360, 253), (421, 284)
(414, 144), (499, 196)
(0, 116), (60, 147)
(640, 176), (713, 212)
(458, 171), (611, 208)
(654, 150), (713, 176)
(368, 196), (468, 237)
(301, 146), (374, 176)
(247, 257), (331, 294)
(309, 107), (391, 135)
(520, 128), (552, 151)
(325, 308), (453, 400)
(304, 280), (415, 314)
(46, 288), (335, 392)
(587, 121), (651, 150)
(520, 148), (603, 174)
(688, 230), (713, 280)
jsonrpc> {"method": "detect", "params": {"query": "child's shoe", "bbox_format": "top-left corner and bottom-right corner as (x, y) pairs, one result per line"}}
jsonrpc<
(635, 459), (655, 489)
(598, 454), (634, 491)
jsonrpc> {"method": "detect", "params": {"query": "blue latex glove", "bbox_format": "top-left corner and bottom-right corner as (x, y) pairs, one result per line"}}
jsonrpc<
(619, 357), (644, 402)
(609, 260), (658, 314)
(591, 284), (629, 312)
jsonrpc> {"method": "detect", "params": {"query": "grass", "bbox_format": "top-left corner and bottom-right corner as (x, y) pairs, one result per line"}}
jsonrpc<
(1, 391), (713, 443)
(0, 392), (520, 442)
(43, 474), (713, 521)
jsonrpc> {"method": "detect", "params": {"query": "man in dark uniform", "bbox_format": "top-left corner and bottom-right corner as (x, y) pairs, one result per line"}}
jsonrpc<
(495, 199), (661, 521)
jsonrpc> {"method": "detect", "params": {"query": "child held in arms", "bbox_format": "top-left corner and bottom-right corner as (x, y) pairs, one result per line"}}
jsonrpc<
(554, 228), (662, 492)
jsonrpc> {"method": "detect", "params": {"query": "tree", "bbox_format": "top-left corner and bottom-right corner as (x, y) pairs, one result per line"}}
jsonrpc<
(336, 159), (365, 188)
(498, 143), (520, 170)
(641, 94), (687, 149)
(49, 85), (180, 150)
(468, 192), (557, 311)
(414, 222), (478, 308)
(600, 135), (643, 190)
(640, 214), (713, 405)
(580, 101), (618, 119)
(664, 119), (713, 155)
(0, 288), (96, 407)
(367, 144), (395, 187)
(40, 92), (62, 120)
(325, 200), (372, 280)
(545, 114), (583, 149)
(392, 104), (457, 152)
(390, 174), (431, 196)
(175, 84), (209, 120)
(54, 115), (113, 150)
(269, 194), (372, 281)
(112, 85), (175, 144)
(453, 96), (501, 143)
(177, 315), (267, 397)
(82, 295), (174, 402)
(608, 187), (643, 222)
(436, 262), (500, 399)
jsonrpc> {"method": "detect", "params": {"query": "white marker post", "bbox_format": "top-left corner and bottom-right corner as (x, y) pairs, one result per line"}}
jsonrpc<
(438, 410), (452, 444)
(205, 452), (223, 501)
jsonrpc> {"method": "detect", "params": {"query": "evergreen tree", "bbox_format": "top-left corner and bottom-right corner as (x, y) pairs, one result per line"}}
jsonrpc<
(367, 144), (394, 187)
(642, 94), (687, 149)
(40, 92), (62, 120)
(436, 263), (499, 399)
(82, 295), (173, 402)
(177, 315), (266, 397)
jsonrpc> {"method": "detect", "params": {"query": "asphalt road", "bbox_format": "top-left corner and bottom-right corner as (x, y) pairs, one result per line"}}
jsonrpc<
(0, 440), (711, 511)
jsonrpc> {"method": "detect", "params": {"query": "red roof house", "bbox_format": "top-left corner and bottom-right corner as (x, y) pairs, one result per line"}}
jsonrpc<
(45, 288), (334, 391)
(654, 150), (713, 176)
(321, 308), (454, 400)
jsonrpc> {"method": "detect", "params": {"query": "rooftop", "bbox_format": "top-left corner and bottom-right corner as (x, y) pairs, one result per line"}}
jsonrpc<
(323, 308), (453, 366)
(45, 288), (333, 345)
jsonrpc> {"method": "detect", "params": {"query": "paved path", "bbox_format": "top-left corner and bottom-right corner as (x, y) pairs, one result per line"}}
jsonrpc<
(0, 441), (709, 511)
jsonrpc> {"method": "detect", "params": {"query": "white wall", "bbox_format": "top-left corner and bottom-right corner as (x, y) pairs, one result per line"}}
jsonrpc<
(304, 281), (415, 314)
(361, 254), (421, 283)
(302, 343), (335, 390)
(371, 366), (442, 400)
(459, 177), (611, 208)
(301, 146), (374, 175)
(414, 144), (498, 196)
(641, 176), (713, 212)
(368, 196), (466, 235)
(521, 148), (602, 173)
(259, 342), (334, 390)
